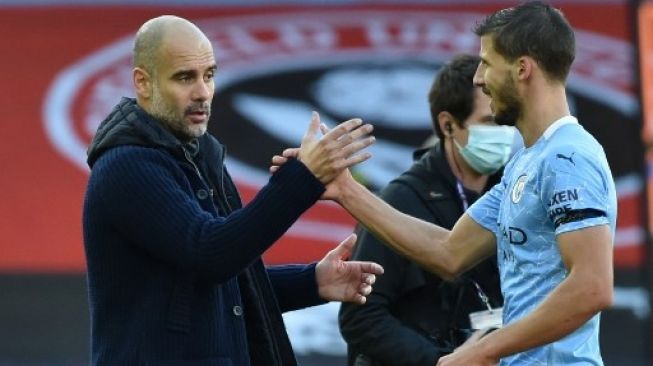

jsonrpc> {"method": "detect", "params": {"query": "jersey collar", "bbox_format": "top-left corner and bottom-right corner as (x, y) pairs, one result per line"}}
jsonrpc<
(542, 115), (578, 140)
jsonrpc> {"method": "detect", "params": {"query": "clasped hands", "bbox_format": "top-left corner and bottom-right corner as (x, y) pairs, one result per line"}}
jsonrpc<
(270, 111), (370, 189)
(271, 112), (381, 304)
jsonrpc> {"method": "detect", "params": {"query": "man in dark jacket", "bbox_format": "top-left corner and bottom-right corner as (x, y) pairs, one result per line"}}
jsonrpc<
(83, 15), (383, 366)
(338, 55), (514, 365)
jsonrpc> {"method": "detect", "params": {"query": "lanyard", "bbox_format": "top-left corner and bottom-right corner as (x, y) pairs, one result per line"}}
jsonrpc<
(455, 180), (469, 211)
(471, 280), (493, 311)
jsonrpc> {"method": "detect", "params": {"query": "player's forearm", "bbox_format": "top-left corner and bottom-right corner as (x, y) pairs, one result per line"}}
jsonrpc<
(336, 178), (458, 278)
(476, 270), (612, 360)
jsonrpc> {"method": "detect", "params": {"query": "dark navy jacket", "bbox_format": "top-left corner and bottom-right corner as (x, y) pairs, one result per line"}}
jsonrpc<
(83, 98), (326, 366)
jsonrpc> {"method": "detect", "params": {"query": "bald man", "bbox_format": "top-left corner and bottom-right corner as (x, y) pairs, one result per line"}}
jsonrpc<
(83, 16), (381, 365)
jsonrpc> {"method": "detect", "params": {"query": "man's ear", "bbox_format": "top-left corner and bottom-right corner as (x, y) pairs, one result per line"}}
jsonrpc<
(516, 56), (533, 81)
(133, 67), (152, 99)
(437, 111), (454, 137)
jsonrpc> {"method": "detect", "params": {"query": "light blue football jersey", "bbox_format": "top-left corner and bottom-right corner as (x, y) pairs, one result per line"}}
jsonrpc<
(468, 116), (617, 365)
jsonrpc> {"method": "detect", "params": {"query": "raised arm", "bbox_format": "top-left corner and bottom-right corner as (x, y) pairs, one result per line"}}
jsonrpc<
(331, 170), (496, 279)
(90, 114), (374, 283)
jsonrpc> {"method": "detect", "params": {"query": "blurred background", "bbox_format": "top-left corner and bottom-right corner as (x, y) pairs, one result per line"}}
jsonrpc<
(0, 0), (651, 364)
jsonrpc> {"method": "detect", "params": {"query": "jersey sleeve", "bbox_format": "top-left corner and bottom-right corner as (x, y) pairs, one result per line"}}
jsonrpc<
(539, 147), (611, 236)
(467, 175), (506, 236)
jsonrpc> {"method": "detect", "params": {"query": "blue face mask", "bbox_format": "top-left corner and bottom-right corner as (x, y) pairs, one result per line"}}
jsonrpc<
(454, 125), (516, 175)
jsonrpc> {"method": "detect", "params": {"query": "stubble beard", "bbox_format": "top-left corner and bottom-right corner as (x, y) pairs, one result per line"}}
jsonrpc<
(150, 83), (210, 142)
(492, 74), (521, 127)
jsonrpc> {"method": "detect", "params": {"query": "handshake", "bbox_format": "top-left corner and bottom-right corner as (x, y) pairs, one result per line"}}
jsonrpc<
(269, 111), (375, 201)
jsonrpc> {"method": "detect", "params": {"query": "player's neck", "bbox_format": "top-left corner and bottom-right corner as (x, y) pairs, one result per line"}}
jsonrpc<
(518, 85), (570, 147)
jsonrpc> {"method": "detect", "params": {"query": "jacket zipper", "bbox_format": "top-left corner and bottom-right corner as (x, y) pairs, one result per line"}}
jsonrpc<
(217, 150), (233, 213)
(182, 148), (214, 200)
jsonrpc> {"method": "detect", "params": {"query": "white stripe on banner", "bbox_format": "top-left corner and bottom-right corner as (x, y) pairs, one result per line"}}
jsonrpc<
(615, 227), (646, 248)
(287, 220), (355, 242)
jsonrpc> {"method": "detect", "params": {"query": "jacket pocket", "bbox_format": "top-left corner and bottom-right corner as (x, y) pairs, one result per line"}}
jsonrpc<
(147, 357), (232, 366)
(165, 274), (195, 334)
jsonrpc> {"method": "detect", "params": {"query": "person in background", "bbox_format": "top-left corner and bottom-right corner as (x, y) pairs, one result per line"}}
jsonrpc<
(83, 15), (383, 366)
(338, 54), (509, 366)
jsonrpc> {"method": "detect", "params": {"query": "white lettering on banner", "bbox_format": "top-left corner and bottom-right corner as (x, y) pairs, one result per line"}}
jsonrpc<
(279, 22), (336, 50)
(365, 18), (478, 51)
(206, 13), (484, 67)
(366, 19), (422, 47)
(209, 20), (338, 62)
(212, 22), (337, 59)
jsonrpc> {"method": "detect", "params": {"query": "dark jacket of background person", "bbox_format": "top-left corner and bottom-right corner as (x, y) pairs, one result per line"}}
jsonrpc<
(339, 143), (503, 366)
(83, 97), (326, 366)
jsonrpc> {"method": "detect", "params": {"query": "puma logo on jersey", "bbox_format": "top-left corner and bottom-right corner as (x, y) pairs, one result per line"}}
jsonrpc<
(556, 152), (575, 165)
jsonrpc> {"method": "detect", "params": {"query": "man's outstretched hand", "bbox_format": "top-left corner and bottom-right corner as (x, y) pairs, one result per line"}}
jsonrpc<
(270, 118), (365, 202)
(315, 233), (384, 304)
(293, 112), (374, 185)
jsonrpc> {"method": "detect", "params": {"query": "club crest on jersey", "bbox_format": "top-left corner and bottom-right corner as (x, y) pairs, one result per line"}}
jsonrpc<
(512, 174), (528, 203)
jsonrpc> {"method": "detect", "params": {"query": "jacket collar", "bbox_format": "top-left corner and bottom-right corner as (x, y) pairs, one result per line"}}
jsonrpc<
(87, 97), (225, 170)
